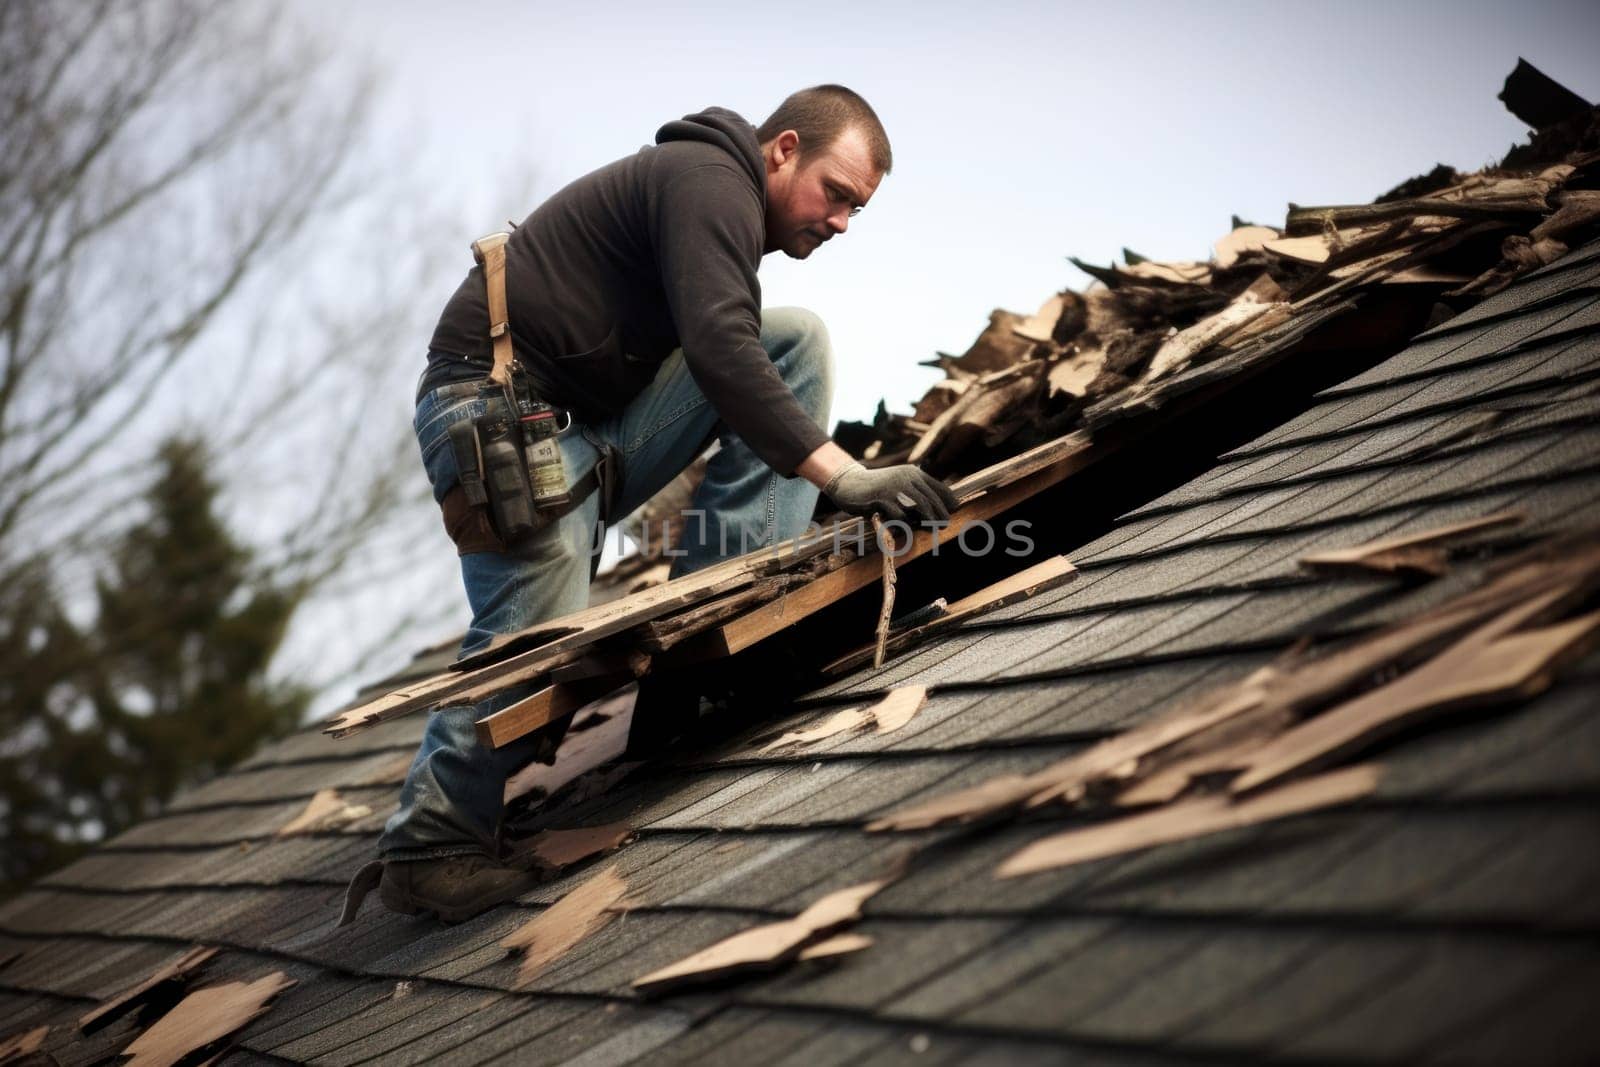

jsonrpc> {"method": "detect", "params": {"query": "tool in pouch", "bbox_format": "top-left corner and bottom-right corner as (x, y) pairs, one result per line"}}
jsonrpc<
(442, 232), (589, 552)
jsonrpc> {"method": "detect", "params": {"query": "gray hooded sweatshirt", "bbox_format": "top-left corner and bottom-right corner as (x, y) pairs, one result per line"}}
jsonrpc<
(425, 107), (830, 476)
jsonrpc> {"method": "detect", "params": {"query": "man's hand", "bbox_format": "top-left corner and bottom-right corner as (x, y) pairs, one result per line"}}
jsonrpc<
(822, 460), (960, 522)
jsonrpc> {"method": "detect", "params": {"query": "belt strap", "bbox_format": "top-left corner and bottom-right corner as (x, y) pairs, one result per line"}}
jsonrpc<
(470, 232), (516, 388)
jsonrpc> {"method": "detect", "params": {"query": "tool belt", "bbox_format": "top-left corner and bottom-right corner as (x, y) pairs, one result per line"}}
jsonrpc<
(437, 232), (619, 556)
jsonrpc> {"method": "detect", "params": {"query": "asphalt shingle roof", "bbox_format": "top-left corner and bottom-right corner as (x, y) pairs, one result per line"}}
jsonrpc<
(2, 240), (1598, 1065)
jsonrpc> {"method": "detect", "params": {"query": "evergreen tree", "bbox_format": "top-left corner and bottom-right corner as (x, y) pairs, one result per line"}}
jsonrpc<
(0, 438), (308, 893)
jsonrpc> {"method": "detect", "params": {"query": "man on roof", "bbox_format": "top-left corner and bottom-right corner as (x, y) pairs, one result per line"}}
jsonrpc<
(374, 85), (958, 921)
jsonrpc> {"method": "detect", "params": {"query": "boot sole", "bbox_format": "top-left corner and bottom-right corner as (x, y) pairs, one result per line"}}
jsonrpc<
(381, 872), (540, 924)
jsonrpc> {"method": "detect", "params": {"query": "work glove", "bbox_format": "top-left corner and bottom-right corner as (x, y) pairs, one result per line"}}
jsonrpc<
(822, 460), (960, 522)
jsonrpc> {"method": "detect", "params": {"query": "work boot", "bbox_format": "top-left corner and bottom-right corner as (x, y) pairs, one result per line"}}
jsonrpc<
(377, 855), (541, 924)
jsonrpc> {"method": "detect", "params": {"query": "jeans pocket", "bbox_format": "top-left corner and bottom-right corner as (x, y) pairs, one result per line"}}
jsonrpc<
(415, 391), (486, 502)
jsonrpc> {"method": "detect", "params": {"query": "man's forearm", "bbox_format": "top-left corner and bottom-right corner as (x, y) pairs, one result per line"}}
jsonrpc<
(795, 440), (856, 490)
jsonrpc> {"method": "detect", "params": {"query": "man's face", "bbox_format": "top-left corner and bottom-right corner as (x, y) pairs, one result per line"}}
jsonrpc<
(763, 125), (883, 259)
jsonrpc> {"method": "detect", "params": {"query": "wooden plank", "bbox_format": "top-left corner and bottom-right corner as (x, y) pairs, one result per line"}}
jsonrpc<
(476, 674), (633, 749)
(823, 556), (1077, 677)
(673, 450), (1093, 661)
(638, 553), (844, 653)
(451, 539), (836, 670)
(323, 641), (591, 738)
(550, 649), (651, 684)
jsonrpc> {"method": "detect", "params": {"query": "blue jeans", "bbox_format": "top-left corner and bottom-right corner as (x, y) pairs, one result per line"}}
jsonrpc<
(379, 307), (834, 861)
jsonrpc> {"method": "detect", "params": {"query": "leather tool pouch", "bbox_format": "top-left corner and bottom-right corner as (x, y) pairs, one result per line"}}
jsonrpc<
(442, 416), (503, 555)
(438, 412), (612, 558)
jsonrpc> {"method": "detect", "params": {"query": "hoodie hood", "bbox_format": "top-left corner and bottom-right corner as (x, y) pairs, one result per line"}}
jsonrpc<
(655, 107), (765, 201)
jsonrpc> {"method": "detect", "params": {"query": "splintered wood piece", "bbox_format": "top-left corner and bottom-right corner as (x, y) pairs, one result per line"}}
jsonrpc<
(825, 557), (1077, 676)
(1047, 347), (1108, 398)
(504, 686), (636, 804)
(1213, 225), (1279, 268)
(1284, 188), (1551, 238)
(871, 516), (898, 669)
(638, 558), (840, 654)
(1380, 265), (1474, 286)
(550, 649), (651, 684)
(995, 765), (1381, 878)
(476, 674), (632, 749)
(1013, 292), (1066, 342)
(867, 769), (1054, 833)
(1263, 234), (1335, 264)
(797, 932), (874, 960)
(501, 866), (630, 987)
(322, 640), (592, 739)
(321, 670), (471, 736)
(1326, 245), (1417, 281)
(760, 686), (929, 753)
(939, 557), (1077, 620)
(0, 1026), (47, 1061)
(276, 790), (372, 837)
(121, 971), (294, 1067)
(80, 946), (219, 1033)
(632, 877), (890, 994)
(1022, 681), (1278, 810)
(907, 360), (1037, 466)
(907, 377), (987, 465)
(522, 822), (634, 871)
(1532, 190), (1600, 242)
(872, 690), (949, 740)
(761, 706), (873, 753)
(1233, 596), (1600, 795)
(1300, 510), (1526, 576)
(1113, 736), (1271, 807)
(1141, 282), (1287, 384)
(1121, 259), (1211, 285)
(872, 686), (929, 735)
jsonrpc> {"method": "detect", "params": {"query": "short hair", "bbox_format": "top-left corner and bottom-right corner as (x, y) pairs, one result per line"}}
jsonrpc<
(756, 84), (892, 175)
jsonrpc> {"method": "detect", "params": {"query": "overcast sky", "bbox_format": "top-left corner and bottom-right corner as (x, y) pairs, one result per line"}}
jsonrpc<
(290, 0), (1599, 429)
